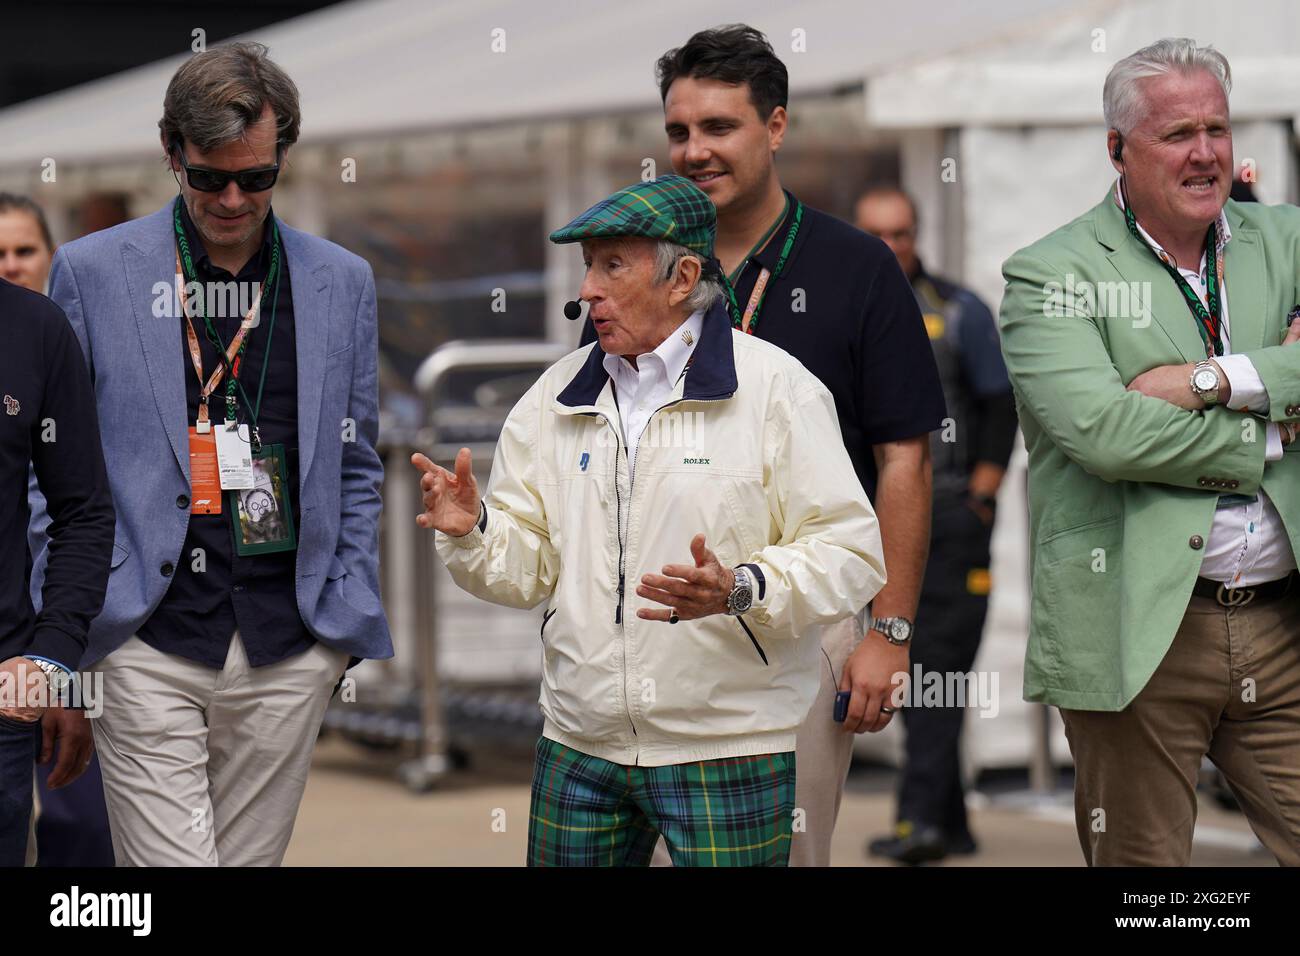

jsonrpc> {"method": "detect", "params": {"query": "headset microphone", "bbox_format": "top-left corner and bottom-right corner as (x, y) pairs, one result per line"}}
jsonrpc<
(563, 300), (582, 321)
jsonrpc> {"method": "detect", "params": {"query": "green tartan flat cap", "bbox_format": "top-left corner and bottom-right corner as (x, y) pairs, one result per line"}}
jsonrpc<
(548, 174), (716, 257)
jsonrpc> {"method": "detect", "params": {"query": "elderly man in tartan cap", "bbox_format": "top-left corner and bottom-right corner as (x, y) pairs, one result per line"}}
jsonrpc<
(413, 174), (885, 866)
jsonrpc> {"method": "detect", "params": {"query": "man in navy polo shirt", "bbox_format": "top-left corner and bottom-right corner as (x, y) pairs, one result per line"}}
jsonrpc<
(581, 24), (947, 865)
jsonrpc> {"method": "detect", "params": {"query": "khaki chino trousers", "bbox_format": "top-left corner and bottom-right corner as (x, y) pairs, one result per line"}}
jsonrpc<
(89, 632), (347, 866)
(1061, 589), (1300, 866)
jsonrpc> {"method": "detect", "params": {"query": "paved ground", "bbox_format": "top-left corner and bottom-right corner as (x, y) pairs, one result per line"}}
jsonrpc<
(284, 736), (1272, 866)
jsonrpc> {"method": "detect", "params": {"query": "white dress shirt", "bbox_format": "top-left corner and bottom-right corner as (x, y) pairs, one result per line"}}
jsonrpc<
(602, 309), (704, 478)
(1118, 180), (1295, 585)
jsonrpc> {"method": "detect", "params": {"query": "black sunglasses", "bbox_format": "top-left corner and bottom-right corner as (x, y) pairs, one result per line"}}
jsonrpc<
(171, 139), (281, 193)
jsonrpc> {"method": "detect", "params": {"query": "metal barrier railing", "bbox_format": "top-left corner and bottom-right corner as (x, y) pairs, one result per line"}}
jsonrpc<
(323, 339), (570, 790)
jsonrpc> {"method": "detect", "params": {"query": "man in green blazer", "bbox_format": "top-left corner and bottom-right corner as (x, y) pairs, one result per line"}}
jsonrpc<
(1000, 37), (1300, 865)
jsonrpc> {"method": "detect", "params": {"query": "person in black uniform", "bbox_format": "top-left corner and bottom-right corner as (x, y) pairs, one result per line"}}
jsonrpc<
(856, 186), (1018, 864)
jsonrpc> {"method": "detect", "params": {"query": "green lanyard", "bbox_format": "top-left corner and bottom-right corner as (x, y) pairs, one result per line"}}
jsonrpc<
(728, 194), (789, 286)
(729, 199), (803, 335)
(174, 198), (283, 450)
(1120, 186), (1222, 357)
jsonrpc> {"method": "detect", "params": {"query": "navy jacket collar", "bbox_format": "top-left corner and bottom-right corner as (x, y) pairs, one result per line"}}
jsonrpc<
(556, 298), (738, 408)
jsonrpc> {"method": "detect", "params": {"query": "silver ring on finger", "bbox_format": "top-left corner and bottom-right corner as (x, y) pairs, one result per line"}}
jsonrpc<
(880, 706), (897, 714)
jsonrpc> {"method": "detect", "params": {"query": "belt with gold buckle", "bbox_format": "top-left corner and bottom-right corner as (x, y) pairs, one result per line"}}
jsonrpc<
(1193, 571), (1298, 607)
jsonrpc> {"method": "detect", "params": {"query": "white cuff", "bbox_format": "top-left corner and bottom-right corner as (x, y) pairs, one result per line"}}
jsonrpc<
(1266, 422), (1285, 462)
(1217, 354), (1269, 413)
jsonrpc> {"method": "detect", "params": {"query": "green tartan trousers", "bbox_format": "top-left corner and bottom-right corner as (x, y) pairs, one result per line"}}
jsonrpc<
(526, 736), (796, 867)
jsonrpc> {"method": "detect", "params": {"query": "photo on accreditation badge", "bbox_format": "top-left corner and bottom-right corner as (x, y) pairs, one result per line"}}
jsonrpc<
(231, 446), (295, 553)
(1, 0), (1291, 939)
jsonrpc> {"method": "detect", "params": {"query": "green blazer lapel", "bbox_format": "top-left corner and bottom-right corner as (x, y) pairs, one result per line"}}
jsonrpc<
(1095, 194), (1207, 363)
(1222, 210), (1268, 353)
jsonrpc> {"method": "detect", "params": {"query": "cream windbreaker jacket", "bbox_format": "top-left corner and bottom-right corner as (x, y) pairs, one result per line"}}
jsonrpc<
(435, 302), (886, 766)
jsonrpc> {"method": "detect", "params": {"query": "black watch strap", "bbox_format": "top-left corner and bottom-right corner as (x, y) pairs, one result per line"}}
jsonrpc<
(738, 563), (766, 600)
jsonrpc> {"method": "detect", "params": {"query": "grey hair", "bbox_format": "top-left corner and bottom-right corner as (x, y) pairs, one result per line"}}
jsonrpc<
(1103, 38), (1232, 137)
(653, 240), (724, 313)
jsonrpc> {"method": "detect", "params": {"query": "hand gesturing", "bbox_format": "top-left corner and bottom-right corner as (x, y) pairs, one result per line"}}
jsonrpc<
(411, 447), (480, 537)
(636, 533), (735, 622)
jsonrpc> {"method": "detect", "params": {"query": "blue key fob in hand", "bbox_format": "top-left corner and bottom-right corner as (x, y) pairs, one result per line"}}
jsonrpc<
(833, 690), (851, 723)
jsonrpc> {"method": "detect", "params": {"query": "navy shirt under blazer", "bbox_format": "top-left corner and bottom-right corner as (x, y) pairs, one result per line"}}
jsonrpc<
(137, 201), (314, 668)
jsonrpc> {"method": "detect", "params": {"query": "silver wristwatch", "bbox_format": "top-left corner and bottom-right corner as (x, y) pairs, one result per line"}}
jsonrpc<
(30, 658), (73, 697)
(869, 616), (913, 646)
(726, 566), (755, 616)
(1190, 360), (1222, 407)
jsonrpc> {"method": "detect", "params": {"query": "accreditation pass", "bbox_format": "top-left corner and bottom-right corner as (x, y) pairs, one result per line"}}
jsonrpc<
(213, 421), (255, 490)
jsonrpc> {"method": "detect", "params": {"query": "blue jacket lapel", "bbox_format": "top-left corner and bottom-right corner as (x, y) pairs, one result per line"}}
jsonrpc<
(123, 206), (189, 478)
(280, 221), (332, 493)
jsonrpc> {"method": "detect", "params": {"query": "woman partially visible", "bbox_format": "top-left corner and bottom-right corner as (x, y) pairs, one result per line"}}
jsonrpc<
(0, 193), (55, 294)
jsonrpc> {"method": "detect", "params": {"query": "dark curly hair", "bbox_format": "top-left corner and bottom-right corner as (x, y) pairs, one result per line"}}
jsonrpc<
(656, 24), (788, 121)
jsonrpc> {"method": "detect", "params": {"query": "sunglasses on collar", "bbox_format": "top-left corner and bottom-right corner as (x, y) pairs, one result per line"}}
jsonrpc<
(171, 138), (282, 193)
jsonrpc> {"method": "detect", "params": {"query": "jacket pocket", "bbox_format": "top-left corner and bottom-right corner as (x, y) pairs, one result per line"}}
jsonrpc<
(327, 555), (348, 581)
(540, 608), (557, 642)
(719, 478), (765, 558)
(1034, 515), (1122, 689)
(736, 616), (768, 665)
(1038, 513), (1120, 549)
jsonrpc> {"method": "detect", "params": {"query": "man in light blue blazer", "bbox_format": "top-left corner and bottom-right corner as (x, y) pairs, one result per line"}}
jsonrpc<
(29, 42), (392, 865)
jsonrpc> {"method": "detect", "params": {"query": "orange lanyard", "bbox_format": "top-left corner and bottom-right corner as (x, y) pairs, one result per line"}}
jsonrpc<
(740, 268), (771, 334)
(174, 248), (263, 426)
